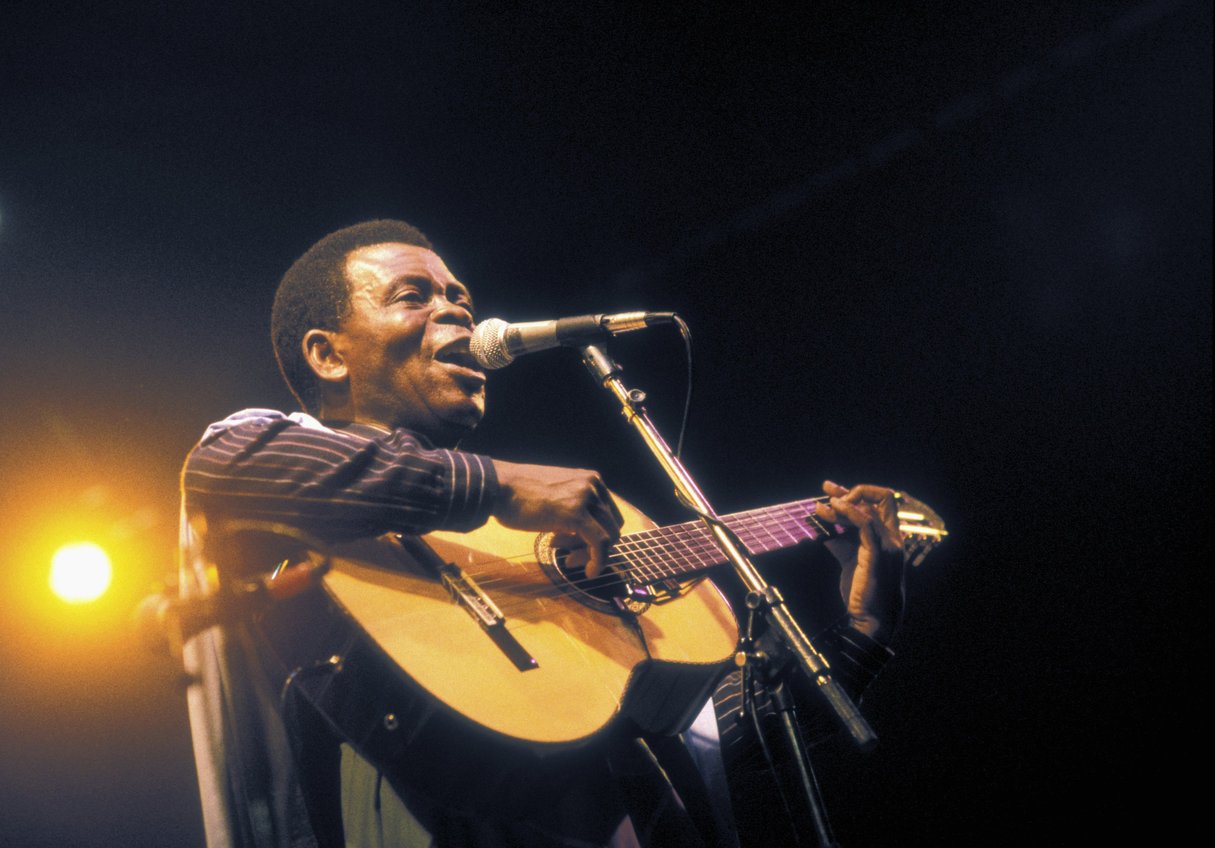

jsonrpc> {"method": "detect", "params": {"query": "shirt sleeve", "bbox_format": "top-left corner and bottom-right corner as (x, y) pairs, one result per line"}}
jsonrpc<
(182, 409), (499, 541)
(712, 616), (894, 771)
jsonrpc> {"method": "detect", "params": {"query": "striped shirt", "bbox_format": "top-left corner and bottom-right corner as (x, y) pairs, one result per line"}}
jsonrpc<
(183, 408), (498, 542)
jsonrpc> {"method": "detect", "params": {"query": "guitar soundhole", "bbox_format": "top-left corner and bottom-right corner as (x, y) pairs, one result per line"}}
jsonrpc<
(534, 533), (636, 615)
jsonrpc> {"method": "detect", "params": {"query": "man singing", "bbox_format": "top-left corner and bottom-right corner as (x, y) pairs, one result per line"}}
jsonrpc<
(180, 220), (906, 847)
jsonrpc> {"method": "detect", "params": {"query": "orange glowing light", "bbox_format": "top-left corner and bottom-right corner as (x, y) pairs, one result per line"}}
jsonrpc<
(49, 542), (113, 603)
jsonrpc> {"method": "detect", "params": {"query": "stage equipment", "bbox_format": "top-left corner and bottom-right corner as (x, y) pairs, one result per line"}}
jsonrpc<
(578, 335), (946, 846)
(470, 311), (675, 369)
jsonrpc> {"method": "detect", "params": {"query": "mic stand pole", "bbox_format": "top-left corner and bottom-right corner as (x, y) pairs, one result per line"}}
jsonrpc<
(580, 343), (876, 841)
(737, 600), (840, 847)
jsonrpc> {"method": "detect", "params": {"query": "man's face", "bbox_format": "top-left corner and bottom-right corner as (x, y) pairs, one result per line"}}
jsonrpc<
(330, 242), (486, 442)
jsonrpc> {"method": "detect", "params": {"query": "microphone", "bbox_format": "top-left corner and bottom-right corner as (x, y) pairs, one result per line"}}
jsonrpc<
(470, 311), (676, 369)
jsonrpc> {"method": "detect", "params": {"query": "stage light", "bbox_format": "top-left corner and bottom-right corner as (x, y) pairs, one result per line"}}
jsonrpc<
(49, 542), (113, 603)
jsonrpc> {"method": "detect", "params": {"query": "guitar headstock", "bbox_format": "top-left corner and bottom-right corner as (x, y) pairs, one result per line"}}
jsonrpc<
(894, 491), (948, 567)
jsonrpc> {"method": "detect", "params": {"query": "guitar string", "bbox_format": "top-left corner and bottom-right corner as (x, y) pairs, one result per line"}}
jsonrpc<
(472, 522), (937, 634)
(441, 500), (844, 613)
(360, 511), (829, 634)
(478, 495), (831, 588)
(351, 506), (932, 631)
(462, 498), (838, 596)
(464, 502), (941, 613)
(464, 500), (831, 594)
(341, 502), (938, 631)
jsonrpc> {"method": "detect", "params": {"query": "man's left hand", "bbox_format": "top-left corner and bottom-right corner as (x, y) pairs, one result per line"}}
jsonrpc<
(816, 480), (906, 645)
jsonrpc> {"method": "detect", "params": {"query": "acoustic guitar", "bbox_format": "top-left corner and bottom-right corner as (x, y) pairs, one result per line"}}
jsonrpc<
(258, 490), (946, 759)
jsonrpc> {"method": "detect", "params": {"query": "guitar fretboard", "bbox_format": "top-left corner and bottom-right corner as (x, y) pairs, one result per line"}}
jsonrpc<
(610, 497), (846, 585)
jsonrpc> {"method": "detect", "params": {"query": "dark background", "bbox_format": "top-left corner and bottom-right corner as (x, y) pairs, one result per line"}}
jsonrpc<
(0, 2), (1209, 845)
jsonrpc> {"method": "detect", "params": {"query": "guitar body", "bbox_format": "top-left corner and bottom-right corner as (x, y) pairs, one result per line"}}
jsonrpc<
(321, 496), (739, 747)
(325, 502), (738, 738)
(242, 495), (737, 815)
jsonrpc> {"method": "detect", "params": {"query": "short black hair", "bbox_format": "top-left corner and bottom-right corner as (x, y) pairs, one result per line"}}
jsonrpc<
(271, 219), (434, 414)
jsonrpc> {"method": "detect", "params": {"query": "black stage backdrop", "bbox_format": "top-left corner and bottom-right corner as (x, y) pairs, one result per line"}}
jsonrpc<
(0, 3), (1209, 846)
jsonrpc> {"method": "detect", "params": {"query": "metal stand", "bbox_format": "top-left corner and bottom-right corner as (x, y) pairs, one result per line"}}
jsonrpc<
(737, 602), (840, 847)
(580, 343), (874, 845)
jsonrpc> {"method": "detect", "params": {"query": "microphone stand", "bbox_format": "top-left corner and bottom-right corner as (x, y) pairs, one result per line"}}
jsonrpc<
(579, 343), (874, 844)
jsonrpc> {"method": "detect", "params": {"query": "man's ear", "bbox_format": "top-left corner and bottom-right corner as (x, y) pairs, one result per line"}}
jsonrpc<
(302, 329), (348, 386)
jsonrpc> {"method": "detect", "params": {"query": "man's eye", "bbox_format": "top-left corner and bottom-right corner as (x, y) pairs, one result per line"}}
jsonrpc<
(394, 290), (425, 304)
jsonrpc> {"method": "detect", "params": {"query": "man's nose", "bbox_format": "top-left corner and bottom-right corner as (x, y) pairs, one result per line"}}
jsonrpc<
(433, 297), (474, 329)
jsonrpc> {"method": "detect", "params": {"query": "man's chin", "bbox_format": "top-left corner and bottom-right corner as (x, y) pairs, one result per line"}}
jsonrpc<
(438, 397), (485, 442)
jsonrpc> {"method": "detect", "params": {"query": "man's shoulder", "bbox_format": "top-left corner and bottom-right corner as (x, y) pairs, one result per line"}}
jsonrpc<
(195, 409), (426, 448)
(198, 408), (330, 444)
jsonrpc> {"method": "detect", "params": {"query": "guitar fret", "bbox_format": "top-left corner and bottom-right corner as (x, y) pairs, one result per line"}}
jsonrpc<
(643, 528), (680, 569)
(626, 528), (671, 581)
(798, 502), (831, 539)
(660, 524), (723, 578)
(627, 525), (699, 581)
(618, 531), (663, 582)
(637, 530), (672, 579)
(727, 503), (809, 552)
(776, 504), (815, 545)
(613, 539), (650, 583)
(657, 525), (720, 578)
(608, 497), (847, 586)
(730, 522), (776, 554)
(760, 515), (794, 549)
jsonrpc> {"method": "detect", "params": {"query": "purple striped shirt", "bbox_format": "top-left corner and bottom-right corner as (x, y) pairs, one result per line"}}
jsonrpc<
(182, 408), (498, 542)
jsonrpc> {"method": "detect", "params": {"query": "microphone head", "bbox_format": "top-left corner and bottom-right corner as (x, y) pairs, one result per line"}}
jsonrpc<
(470, 318), (514, 370)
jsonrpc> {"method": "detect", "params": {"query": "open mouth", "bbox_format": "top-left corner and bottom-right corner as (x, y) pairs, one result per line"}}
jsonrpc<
(434, 344), (486, 382)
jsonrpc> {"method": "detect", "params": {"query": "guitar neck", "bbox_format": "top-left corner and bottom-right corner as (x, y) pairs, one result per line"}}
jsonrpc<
(611, 497), (843, 585)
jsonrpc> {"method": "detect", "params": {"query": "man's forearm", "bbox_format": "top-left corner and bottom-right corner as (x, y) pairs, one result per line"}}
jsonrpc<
(183, 413), (498, 541)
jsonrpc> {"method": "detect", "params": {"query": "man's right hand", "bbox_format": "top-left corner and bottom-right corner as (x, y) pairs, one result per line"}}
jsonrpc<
(491, 460), (624, 577)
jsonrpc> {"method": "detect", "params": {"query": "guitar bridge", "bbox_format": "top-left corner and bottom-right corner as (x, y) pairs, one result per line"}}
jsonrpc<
(438, 562), (538, 672)
(644, 578), (685, 604)
(438, 562), (502, 628)
(613, 578), (683, 614)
